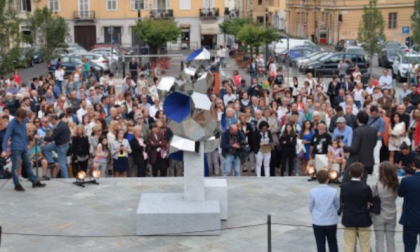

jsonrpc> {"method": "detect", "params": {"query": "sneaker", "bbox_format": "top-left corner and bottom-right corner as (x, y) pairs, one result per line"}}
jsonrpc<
(42, 175), (51, 180)
(19, 176), (25, 181)
(32, 181), (46, 188)
(15, 184), (25, 192)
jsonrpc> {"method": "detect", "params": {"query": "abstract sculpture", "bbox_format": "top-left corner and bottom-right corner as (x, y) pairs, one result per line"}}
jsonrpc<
(136, 48), (227, 235)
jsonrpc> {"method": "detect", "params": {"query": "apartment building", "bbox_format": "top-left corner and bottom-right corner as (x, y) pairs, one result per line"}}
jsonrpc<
(15, 0), (226, 51)
(239, 0), (287, 30)
(286, 0), (415, 45)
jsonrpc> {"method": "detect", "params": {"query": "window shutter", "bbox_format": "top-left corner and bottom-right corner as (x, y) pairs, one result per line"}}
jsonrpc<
(130, 0), (135, 10)
(152, 0), (157, 10)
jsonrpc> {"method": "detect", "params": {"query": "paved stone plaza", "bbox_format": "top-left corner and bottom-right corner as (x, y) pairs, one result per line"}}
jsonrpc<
(0, 177), (405, 252)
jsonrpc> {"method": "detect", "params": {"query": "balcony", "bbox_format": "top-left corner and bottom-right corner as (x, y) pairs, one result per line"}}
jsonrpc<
(200, 8), (219, 20)
(74, 11), (95, 22)
(150, 9), (173, 19)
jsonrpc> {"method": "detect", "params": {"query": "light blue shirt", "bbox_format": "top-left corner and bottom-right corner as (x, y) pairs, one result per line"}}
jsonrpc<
(332, 125), (353, 147)
(309, 184), (340, 226)
(368, 116), (385, 140)
(399, 89), (411, 104)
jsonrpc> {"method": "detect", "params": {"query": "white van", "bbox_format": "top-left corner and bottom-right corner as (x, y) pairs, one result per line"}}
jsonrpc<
(273, 39), (319, 55)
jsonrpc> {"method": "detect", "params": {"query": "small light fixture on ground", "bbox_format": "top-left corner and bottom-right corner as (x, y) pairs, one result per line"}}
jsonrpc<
(73, 170), (100, 188)
(307, 165), (317, 182)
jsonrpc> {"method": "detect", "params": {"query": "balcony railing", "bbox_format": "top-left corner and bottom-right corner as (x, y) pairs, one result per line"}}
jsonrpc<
(200, 8), (219, 19)
(74, 11), (95, 21)
(150, 9), (173, 19)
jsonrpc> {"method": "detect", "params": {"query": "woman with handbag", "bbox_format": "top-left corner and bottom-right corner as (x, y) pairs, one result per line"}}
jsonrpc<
(388, 113), (406, 163)
(72, 125), (90, 173)
(371, 161), (399, 252)
(253, 121), (273, 177)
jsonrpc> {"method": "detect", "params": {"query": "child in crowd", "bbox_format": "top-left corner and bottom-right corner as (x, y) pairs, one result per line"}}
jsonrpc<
(28, 135), (51, 180)
(327, 139), (346, 172)
(94, 135), (109, 177)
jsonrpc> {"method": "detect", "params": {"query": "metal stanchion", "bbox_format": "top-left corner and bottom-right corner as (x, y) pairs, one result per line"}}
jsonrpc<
(267, 214), (272, 252)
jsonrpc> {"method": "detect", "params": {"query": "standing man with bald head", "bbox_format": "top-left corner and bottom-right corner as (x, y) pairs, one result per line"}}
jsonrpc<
(221, 125), (245, 177)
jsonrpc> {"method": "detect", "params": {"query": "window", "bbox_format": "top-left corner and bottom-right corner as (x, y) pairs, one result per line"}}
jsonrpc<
(388, 12), (397, 29)
(180, 0), (191, 10)
(257, 16), (264, 23)
(48, 0), (60, 11)
(21, 0), (32, 12)
(203, 0), (214, 8)
(258, 0), (263, 5)
(61, 57), (70, 63)
(131, 0), (149, 10)
(106, 0), (118, 11)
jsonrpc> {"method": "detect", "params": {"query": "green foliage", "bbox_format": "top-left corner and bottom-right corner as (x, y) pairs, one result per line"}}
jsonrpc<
(0, 0), (22, 75)
(26, 7), (69, 61)
(237, 24), (280, 58)
(134, 19), (181, 54)
(219, 18), (252, 37)
(357, 0), (385, 74)
(412, 0), (420, 46)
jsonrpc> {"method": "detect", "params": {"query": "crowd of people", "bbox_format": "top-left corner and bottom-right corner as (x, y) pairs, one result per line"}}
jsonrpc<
(0, 52), (420, 251)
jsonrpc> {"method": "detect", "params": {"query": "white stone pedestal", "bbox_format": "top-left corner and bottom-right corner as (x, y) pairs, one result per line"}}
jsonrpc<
(137, 193), (221, 235)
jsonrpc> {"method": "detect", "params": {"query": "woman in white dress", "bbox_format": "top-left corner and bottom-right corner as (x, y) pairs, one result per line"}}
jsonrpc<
(389, 113), (406, 163)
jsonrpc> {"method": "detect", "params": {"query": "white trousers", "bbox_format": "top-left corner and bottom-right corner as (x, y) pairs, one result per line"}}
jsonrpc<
(206, 150), (224, 175)
(373, 140), (382, 176)
(255, 151), (271, 177)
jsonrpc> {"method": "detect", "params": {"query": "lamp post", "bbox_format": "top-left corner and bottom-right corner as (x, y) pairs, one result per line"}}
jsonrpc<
(265, 0), (269, 63)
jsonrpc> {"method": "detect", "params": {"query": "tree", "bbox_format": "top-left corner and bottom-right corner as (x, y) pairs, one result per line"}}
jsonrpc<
(219, 18), (252, 49)
(237, 24), (280, 58)
(133, 19), (181, 54)
(26, 7), (69, 61)
(357, 0), (385, 74)
(0, 0), (22, 76)
(412, 0), (420, 46)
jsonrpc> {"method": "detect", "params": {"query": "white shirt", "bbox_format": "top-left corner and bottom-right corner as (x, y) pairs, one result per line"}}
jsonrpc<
(223, 93), (236, 106)
(219, 48), (226, 58)
(379, 75), (392, 89)
(55, 69), (64, 81)
(365, 86), (375, 95)
(73, 73), (80, 82)
(353, 89), (364, 102)
(149, 105), (162, 120)
(77, 108), (87, 123)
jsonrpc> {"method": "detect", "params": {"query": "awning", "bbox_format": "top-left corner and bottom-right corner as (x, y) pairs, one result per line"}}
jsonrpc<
(200, 24), (220, 35)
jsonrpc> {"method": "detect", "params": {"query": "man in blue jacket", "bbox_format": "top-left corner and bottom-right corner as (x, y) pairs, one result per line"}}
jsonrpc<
(1, 109), (46, 191)
(221, 124), (245, 177)
(398, 155), (420, 252)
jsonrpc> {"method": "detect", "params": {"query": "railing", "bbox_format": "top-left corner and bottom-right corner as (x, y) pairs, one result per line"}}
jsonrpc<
(150, 9), (173, 19)
(74, 11), (95, 20)
(199, 8), (219, 19)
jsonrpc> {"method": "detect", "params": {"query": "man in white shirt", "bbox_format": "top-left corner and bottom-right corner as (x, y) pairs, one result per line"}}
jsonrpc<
(54, 65), (64, 93)
(365, 80), (375, 95)
(399, 82), (411, 104)
(379, 69), (392, 90)
(77, 100), (87, 123)
(223, 86), (235, 106)
(149, 98), (162, 120)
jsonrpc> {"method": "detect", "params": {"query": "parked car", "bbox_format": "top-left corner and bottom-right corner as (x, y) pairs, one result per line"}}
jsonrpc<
(48, 55), (103, 78)
(54, 43), (87, 56)
(392, 53), (420, 82)
(71, 52), (110, 72)
(273, 39), (319, 55)
(285, 47), (315, 65)
(32, 47), (44, 64)
(378, 49), (400, 68)
(335, 39), (358, 52)
(382, 41), (401, 50)
(92, 43), (132, 55)
(305, 53), (368, 77)
(410, 44), (420, 54)
(344, 46), (370, 67)
(91, 48), (121, 61)
(297, 52), (332, 72)
(13, 48), (34, 68)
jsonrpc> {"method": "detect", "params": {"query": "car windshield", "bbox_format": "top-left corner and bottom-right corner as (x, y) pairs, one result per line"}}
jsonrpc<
(347, 48), (364, 55)
(402, 56), (420, 64)
(387, 51), (399, 57)
(306, 52), (320, 58)
(346, 40), (357, 46)
(385, 42), (401, 49)
(319, 54), (333, 61)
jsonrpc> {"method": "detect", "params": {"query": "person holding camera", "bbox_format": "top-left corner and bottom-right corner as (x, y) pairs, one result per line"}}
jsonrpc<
(110, 129), (131, 178)
(221, 124), (245, 177)
(253, 121), (273, 177)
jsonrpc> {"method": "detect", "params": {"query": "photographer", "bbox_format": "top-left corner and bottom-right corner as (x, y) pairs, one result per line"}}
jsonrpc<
(394, 143), (416, 172)
(332, 117), (353, 147)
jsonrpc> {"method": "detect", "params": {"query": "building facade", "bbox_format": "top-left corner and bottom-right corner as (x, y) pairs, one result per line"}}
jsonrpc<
(239, 0), (287, 30)
(286, 0), (415, 45)
(16, 0), (226, 51)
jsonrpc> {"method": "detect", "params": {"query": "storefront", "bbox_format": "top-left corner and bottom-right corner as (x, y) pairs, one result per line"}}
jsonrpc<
(200, 24), (219, 50)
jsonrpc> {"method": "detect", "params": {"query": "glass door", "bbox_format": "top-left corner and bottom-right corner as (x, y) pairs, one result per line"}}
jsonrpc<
(79, 0), (90, 18)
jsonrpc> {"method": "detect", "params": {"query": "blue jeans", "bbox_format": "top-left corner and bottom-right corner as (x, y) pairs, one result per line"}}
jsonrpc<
(83, 71), (89, 82)
(220, 57), (225, 68)
(55, 80), (63, 93)
(11, 150), (37, 185)
(43, 143), (69, 178)
(223, 154), (240, 176)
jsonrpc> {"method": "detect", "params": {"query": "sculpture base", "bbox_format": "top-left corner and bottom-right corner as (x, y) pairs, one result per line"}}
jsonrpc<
(137, 193), (221, 236)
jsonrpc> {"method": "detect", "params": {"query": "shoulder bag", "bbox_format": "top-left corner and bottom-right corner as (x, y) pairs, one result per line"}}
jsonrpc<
(370, 182), (381, 215)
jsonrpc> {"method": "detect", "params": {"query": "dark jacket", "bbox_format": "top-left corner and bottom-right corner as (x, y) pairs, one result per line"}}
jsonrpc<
(279, 134), (297, 153)
(147, 133), (162, 164)
(333, 95), (345, 107)
(239, 122), (253, 150)
(327, 81), (340, 97)
(71, 136), (90, 157)
(253, 130), (273, 154)
(130, 137), (146, 165)
(338, 81), (354, 93)
(344, 114), (358, 129)
(398, 172), (420, 227)
(340, 180), (373, 228)
(343, 124), (377, 170)
(44, 121), (71, 146)
(221, 130), (245, 157)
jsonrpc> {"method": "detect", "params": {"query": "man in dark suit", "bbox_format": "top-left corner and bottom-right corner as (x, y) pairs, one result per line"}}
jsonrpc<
(43, 114), (71, 178)
(341, 111), (377, 183)
(333, 89), (346, 107)
(129, 126), (147, 177)
(398, 155), (420, 252)
(338, 76), (354, 95)
(340, 162), (373, 252)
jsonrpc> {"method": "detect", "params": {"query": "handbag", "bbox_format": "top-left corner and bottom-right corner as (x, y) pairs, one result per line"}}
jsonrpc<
(370, 183), (381, 215)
